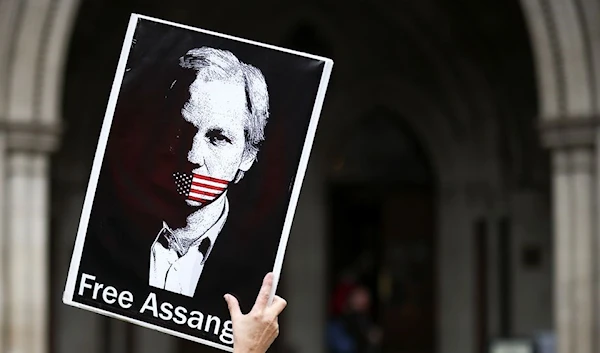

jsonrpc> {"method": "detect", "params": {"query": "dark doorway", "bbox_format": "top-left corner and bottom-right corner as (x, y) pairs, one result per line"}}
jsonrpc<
(326, 110), (436, 353)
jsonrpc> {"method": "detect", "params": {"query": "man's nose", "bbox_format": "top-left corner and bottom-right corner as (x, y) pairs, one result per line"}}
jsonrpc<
(187, 135), (205, 167)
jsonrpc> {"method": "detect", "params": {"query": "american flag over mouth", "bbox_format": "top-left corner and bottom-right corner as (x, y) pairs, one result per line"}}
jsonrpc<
(173, 172), (229, 204)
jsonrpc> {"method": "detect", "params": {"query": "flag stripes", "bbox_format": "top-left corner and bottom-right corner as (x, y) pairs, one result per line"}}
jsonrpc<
(173, 172), (228, 204)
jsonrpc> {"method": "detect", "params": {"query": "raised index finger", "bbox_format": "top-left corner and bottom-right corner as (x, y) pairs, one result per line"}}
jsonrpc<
(252, 272), (274, 312)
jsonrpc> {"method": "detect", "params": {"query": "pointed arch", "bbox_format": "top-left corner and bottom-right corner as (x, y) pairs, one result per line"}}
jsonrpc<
(520, 0), (600, 119)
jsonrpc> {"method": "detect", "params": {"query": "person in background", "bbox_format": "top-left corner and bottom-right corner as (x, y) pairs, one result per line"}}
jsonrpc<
(343, 286), (382, 353)
(327, 283), (382, 353)
(225, 272), (287, 353)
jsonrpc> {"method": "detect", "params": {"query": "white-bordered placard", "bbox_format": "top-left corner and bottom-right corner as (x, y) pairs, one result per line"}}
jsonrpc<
(62, 13), (333, 351)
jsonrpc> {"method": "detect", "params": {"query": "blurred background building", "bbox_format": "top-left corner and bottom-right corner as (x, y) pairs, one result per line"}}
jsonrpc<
(1, 0), (599, 352)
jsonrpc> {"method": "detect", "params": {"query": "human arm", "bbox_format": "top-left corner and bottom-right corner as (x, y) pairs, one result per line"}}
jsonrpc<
(224, 273), (287, 353)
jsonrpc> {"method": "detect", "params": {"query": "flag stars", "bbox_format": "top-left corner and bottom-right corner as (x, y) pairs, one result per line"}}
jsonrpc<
(173, 172), (193, 197)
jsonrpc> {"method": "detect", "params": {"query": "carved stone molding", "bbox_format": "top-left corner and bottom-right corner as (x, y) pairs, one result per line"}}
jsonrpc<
(538, 116), (600, 149)
(551, 147), (596, 174)
(0, 120), (62, 153)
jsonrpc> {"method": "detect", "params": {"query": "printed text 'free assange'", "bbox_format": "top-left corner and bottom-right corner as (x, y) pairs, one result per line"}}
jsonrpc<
(78, 273), (233, 345)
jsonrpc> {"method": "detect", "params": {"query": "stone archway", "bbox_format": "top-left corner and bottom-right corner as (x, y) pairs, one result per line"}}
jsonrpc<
(0, 1), (580, 353)
(520, 1), (600, 353)
(0, 0), (81, 352)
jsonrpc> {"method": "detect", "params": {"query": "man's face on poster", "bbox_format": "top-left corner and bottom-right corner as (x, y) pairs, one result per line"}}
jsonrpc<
(181, 78), (256, 207)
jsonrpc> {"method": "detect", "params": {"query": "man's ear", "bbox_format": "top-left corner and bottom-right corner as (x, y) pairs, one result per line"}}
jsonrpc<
(233, 149), (257, 184)
(239, 148), (257, 172)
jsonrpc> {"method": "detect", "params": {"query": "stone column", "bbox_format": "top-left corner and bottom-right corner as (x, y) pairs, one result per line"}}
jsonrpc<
(571, 148), (595, 353)
(541, 119), (597, 353)
(509, 190), (552, 335)
(283, 158), (327, 353)
(51, 183), (105, 353)
(0, 129), (6, 351)
(134, 325), (175, 353)
(437, 180), (476, 353)
(1, 121), (60, 353)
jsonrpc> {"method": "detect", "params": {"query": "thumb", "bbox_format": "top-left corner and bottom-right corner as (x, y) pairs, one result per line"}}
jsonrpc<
(224, 294), (242, 318)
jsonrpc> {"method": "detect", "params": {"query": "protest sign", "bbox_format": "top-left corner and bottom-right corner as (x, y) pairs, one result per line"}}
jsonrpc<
(62, 13), (333, 351)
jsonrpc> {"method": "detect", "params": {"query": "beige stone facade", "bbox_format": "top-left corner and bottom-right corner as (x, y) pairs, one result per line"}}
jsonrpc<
(0, 0), (599, 353)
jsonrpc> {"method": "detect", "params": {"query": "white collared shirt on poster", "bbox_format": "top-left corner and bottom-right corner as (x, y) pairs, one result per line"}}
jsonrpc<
(149, 198), (229, 297)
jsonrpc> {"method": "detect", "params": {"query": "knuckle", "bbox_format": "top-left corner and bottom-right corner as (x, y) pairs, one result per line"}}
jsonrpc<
(253, 312), (267, 323)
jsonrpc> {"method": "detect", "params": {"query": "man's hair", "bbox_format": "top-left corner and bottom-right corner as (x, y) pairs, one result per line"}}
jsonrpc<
(179, 47), (270, 157)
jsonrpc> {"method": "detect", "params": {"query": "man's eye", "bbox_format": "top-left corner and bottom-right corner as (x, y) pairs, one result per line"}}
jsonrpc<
(206, 130), (232, 145)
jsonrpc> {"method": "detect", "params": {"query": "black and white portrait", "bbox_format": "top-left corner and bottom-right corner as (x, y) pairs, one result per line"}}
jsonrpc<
(149, 47), (271, 297)
(63, 14), (332, 351)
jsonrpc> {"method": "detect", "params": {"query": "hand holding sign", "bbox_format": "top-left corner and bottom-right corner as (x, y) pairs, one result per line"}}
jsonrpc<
(224, 273), (287, 353)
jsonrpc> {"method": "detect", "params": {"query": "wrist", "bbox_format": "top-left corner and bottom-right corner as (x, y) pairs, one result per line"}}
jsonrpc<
(233, 347), (257, 353)
(233, 346), (263, 353)
(232, 345), (249, 353)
